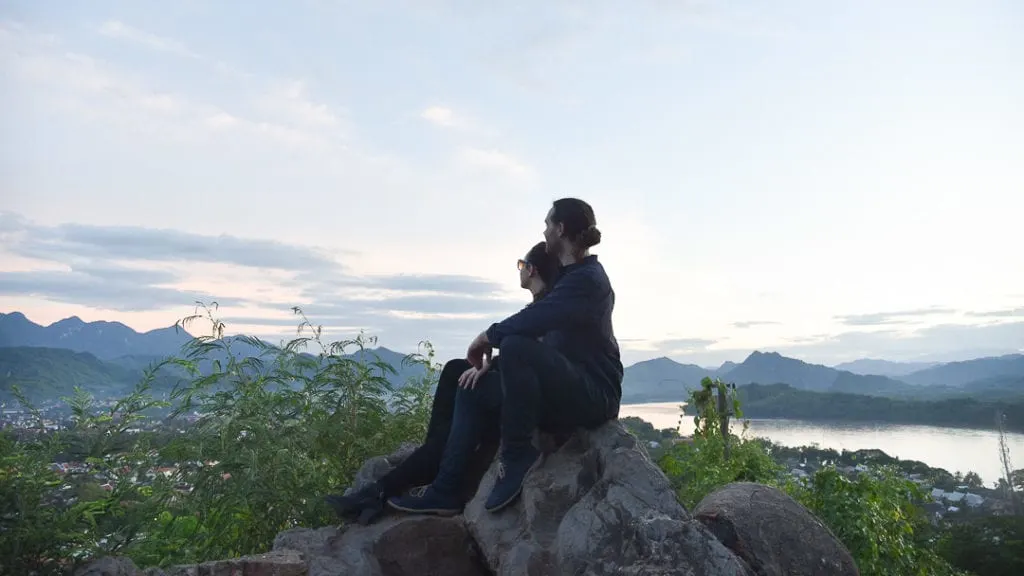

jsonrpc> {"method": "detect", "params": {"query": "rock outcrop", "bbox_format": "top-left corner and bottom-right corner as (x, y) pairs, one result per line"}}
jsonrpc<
(693, 482), (859, 576)
(75, 550), (307, 576)
(275, 421), (750, 575)
(271, 517), (487, 576)
(77, 420), (859, 576)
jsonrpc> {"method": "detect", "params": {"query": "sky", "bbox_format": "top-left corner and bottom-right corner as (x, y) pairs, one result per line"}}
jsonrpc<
(1, 0), (1022, 368)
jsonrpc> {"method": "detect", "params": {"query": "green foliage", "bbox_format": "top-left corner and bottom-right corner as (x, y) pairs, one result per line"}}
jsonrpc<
(659, 378), (781, 509)
(1, 425), (73, 576)
(782, 467), (960, 576)
(936, 515), (1024, 576)
(1, 304), (438, 573)
(659, 377), (968, 576)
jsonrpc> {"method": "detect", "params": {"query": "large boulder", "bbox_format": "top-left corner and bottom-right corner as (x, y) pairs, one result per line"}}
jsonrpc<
(279, 421), (750, 575)
(273, 518), (487, 576)
(694, 482), (859, 576)
(461, 422), (749, 575)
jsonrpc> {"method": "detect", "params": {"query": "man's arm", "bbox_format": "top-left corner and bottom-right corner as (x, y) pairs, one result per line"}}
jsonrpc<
(485, 270), (596, 347)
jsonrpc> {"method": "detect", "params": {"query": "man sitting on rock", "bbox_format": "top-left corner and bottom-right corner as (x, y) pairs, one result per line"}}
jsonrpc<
(388, 197), (624, 515)
(324, 240), (562, 524)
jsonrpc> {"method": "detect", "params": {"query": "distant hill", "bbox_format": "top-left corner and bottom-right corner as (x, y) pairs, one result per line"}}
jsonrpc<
(692, 383), (1024, 433)
(621, 357), (713, 403)
(0, 344), (428, 403)
(958, 374), (1024, 399)
(833, 358), (938, 377)
(723, 351), (839, 390)
(621, 351), (925, 402)
(715, 361), (738, 376)
(721, 351), (918, 396)
(0, 312), (193, 360)
(900, 354), (1024, 387)
(0, 347), (184, 403)
(623, 349), (1024, 404)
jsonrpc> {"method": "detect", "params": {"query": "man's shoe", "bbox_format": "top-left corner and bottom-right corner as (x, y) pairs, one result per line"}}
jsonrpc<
(484, 446), (542, 513)
(387, 485), (462, 516)
(325, 482), (384, 525)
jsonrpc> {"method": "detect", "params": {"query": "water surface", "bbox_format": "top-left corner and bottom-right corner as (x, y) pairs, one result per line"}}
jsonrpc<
(621, 401), (1024, 485)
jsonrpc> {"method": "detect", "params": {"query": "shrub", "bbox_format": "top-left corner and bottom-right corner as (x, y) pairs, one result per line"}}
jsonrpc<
(1, 305), (437, 572)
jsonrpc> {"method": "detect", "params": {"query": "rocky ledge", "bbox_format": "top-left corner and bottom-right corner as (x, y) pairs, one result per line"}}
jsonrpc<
(78, 421), (858, 576)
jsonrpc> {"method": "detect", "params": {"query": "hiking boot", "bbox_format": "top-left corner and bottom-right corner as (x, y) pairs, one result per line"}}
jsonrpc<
(387, 485), (462, 516)
(325, 482), (385, 525)
(484, 445), (542, 513)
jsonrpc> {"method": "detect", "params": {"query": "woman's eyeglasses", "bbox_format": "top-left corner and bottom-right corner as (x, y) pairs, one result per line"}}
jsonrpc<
(517, 259), (530, 271)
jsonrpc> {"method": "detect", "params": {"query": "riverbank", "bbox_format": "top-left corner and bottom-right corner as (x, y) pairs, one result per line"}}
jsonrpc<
(621, 414), (1021, 523)
(685, 383), (1024, 433)
(620, 402), (1024, 486)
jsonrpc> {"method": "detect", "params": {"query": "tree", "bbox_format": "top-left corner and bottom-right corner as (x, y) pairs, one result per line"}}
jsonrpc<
(961, 471), (984, 489)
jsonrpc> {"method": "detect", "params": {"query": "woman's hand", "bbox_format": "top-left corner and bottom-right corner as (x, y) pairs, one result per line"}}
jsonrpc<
(458, 357), (490, 389)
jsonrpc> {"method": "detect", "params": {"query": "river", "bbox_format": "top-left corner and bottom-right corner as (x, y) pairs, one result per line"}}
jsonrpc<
(620, 402), (1024, 485)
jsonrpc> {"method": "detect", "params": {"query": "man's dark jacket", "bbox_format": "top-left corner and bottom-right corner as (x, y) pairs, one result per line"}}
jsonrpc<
(485, 255), (623, 414)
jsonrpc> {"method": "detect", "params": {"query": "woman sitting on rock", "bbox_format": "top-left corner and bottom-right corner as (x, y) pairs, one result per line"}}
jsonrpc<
(325, 240), (561, 524)
(387, 197), (623, 516)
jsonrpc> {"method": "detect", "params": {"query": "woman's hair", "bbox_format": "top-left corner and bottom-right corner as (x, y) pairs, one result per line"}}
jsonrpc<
(551, 197), (601, 250)
(525, 241), (560, 298)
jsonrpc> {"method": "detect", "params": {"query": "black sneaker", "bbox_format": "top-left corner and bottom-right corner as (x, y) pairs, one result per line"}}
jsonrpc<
(325, 482), (385, 524)
(484, 446), (542, 513)
(387, 485), (462, 516)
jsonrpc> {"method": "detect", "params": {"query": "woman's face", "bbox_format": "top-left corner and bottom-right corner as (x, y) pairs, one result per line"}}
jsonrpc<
(517, 256), (532, 289)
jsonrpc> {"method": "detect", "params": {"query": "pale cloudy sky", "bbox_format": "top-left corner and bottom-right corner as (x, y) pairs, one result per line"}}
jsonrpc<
(1, 0), (1022, 367)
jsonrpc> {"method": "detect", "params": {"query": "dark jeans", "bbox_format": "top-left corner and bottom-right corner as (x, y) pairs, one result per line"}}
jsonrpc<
(431, 335), (612, 494)
(377, 358), (500, 498)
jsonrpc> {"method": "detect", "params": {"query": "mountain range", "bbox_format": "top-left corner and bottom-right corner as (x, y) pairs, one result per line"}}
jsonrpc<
(0, 312), (427, 402)
(1, 312), (1022, 404)
(621, 350), (1024, 403)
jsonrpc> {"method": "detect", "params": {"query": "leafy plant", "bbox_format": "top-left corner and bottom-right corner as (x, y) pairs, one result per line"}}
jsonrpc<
(1, 303), (438, 571)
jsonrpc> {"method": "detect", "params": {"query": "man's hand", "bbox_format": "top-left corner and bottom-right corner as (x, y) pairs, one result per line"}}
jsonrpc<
(458, 358), (491, 389)
(466, 330), (492, 370)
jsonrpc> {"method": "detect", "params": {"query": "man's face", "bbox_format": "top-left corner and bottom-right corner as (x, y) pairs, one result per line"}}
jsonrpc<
(543, 208), (562, 255)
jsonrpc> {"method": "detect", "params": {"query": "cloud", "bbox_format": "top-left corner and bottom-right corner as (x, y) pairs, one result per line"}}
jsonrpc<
(344, 294), (520, 315)
(776, 322), (1024, 364)
(732, 320), (780, 329)
(457, 147), (535, 180)
(0, 269), (244, 312)
(359, 274), (504, 296)
(97, 20), (200, 59)
(1, 21), (344, 150)
(0, 214), (519, 352)
(225, 305), (507, 354)
(621, 337), (718, 356)
(965, 307), (1024, 318)
(834, 307), (957, 326)
(256, 80), (345, 130)
(1, 213), (344, 272)
(421, 106), (473, 130)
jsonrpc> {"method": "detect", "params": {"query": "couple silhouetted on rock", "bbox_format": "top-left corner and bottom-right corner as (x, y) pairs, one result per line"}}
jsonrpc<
(325, 198), (623, 522)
